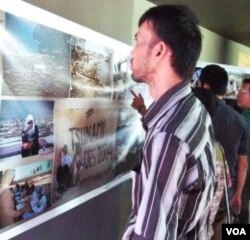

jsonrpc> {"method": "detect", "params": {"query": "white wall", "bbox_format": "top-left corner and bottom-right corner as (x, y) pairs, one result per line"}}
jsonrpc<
(23, 0), (134, 45)
(23, 0), (250, 66)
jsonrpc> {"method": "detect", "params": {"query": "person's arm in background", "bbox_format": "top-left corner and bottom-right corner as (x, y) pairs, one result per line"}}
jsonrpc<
(231, 114), (250, 214)
(130, 90), (148, 116)
(231, 154), (248, 214)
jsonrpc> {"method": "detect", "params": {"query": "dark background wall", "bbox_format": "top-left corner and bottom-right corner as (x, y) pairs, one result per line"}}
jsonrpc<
(11, 179), (132, 240)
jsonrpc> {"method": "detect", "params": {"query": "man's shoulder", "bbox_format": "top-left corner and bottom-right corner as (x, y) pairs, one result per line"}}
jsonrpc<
(224, 98), (242, 113)
(218, 100), (245, 123)
(227, 104), (247, 126)
(225, 104), (248, 137)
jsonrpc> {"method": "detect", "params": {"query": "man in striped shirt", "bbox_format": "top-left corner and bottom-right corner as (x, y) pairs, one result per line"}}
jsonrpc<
(123, 5), (215, 240)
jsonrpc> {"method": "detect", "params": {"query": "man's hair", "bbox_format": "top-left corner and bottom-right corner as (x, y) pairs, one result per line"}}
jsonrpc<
(199, 64), (228, 95)
(139, 5), (202, 80)
(192, 88), (218, 117)
(242, 78), (250, 84)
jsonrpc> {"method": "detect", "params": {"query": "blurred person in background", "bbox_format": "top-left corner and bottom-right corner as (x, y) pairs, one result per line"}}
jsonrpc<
(236, 78), (250, 223)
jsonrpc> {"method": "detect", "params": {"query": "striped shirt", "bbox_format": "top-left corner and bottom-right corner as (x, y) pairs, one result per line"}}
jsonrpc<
(123, 81), (215, 240)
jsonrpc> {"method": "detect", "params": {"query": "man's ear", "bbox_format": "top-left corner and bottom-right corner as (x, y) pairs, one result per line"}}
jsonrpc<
(202, 82), (211, 90)
(153, 41), (172, 60)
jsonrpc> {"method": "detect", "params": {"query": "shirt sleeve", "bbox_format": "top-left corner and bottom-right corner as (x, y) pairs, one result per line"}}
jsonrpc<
(130, 132), (191, 239)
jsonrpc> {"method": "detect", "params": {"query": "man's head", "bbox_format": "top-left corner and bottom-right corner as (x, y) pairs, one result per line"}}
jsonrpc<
(237, 78), (250, 109)
(28, 120), (33, 129)
(26, 114), (34, 128)
(199, 64), (228, 96)
(62, 144), (68, 155)
(130, 5), (202, 83)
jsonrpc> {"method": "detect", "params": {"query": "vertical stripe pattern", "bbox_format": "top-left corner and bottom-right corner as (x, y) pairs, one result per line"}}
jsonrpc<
(123, 81), (215, 240)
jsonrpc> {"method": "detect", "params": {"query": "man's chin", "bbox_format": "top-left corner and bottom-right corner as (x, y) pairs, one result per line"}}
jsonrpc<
(131, 74), (144, 83)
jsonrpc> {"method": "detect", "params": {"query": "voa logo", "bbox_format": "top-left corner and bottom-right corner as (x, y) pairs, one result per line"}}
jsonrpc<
(226, 227), (246, 236)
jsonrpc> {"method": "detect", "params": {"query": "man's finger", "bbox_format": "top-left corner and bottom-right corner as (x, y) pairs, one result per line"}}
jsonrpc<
(130, 89), (137, 97)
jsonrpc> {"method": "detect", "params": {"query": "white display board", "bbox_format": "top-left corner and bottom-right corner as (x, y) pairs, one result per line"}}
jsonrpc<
(0, 0), (148, 238)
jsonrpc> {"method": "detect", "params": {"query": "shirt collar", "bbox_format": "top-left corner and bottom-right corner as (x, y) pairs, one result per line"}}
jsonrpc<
(143, 81), (192, 130)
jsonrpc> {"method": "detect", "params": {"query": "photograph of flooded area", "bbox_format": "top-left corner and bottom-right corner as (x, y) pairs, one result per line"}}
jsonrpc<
(70, 37), (113, 98)
(2, 13), (71, 98)
(0, 159), (53, 230)
(0, 100), (54, 160)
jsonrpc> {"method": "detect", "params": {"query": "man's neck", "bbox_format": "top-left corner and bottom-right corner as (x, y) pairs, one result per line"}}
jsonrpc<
(149, 69), (182, 101)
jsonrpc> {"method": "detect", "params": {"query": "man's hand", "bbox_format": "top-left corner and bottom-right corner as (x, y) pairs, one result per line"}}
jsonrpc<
(130, 90), (145, 111)
(231, 193), (241, 214)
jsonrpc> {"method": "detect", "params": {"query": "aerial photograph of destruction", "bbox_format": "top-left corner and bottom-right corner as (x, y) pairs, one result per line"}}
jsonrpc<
(2, 13), (71, 98)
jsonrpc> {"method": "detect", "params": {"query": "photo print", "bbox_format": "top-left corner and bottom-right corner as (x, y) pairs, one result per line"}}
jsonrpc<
(70, 37), (113, 98)
(0, 158), (53, 230)
(52, 99), (118, 205)
(112, 56), (133, 101)
(2, 13), (71, 98)
(0, 99), (54, 161)
(225, 73), (245, 98)
(113, 107), (145, 176)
